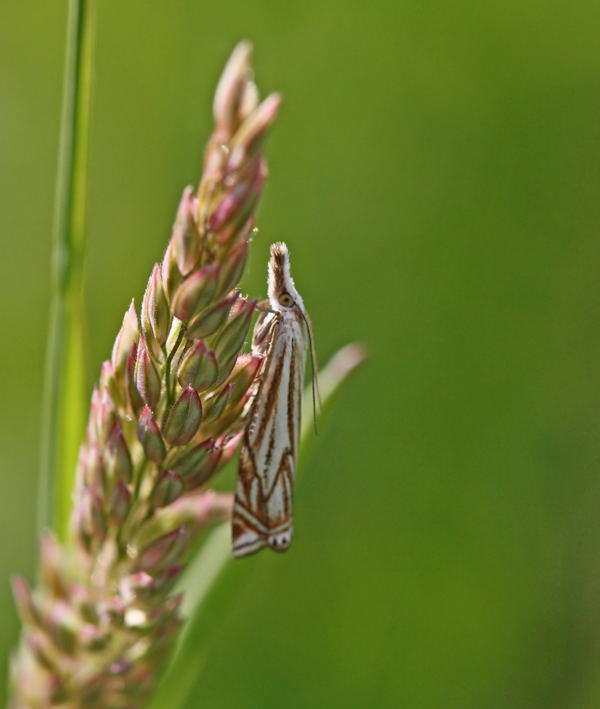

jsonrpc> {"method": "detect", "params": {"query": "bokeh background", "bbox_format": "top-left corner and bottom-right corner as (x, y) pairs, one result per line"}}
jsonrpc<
(2, 1), (600, 706)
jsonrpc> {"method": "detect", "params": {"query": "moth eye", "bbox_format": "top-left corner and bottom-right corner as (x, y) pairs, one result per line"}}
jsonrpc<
(279, 293), (293, 307)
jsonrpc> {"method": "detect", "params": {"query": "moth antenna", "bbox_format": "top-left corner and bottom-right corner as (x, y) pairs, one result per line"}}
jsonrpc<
(298, 308), (320, 435)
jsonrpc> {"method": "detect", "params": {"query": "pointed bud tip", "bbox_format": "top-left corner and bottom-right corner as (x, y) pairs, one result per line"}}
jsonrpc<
(11, 575), (29, 601)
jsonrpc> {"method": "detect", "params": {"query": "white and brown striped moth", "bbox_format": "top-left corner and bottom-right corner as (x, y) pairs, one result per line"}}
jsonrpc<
(232, 242), (317, 557)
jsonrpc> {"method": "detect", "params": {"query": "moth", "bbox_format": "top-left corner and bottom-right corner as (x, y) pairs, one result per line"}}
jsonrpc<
(232, 242), (317, 557)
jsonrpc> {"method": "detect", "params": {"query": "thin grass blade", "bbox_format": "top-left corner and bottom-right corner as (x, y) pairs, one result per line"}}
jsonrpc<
(38, 0), (95, 539)
(148, 342), (367, 709)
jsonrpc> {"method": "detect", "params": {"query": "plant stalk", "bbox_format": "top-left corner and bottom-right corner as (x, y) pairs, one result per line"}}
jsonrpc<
(38, 0), (95, 539)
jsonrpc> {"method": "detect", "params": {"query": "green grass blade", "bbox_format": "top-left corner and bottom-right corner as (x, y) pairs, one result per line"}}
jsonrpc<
(148, 342), (366, 709)
(38, 0), (95, 540)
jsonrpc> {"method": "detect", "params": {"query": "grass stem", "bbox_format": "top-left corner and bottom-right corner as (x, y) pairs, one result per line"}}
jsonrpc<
(38, 0), (95, 540)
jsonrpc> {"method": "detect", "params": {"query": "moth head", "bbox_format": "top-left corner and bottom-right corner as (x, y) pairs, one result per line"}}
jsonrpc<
(267, 242), (305, 313)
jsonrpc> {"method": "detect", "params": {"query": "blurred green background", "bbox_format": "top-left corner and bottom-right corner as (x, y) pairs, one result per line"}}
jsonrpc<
(2, 1), (600, 706)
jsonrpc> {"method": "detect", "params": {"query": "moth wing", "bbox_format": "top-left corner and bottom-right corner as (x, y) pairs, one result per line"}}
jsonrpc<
(232, 316), (306, 557)
(258, 332), (305, 551)
(231, 319), (283, 558)
(232, 447), (269, 558)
